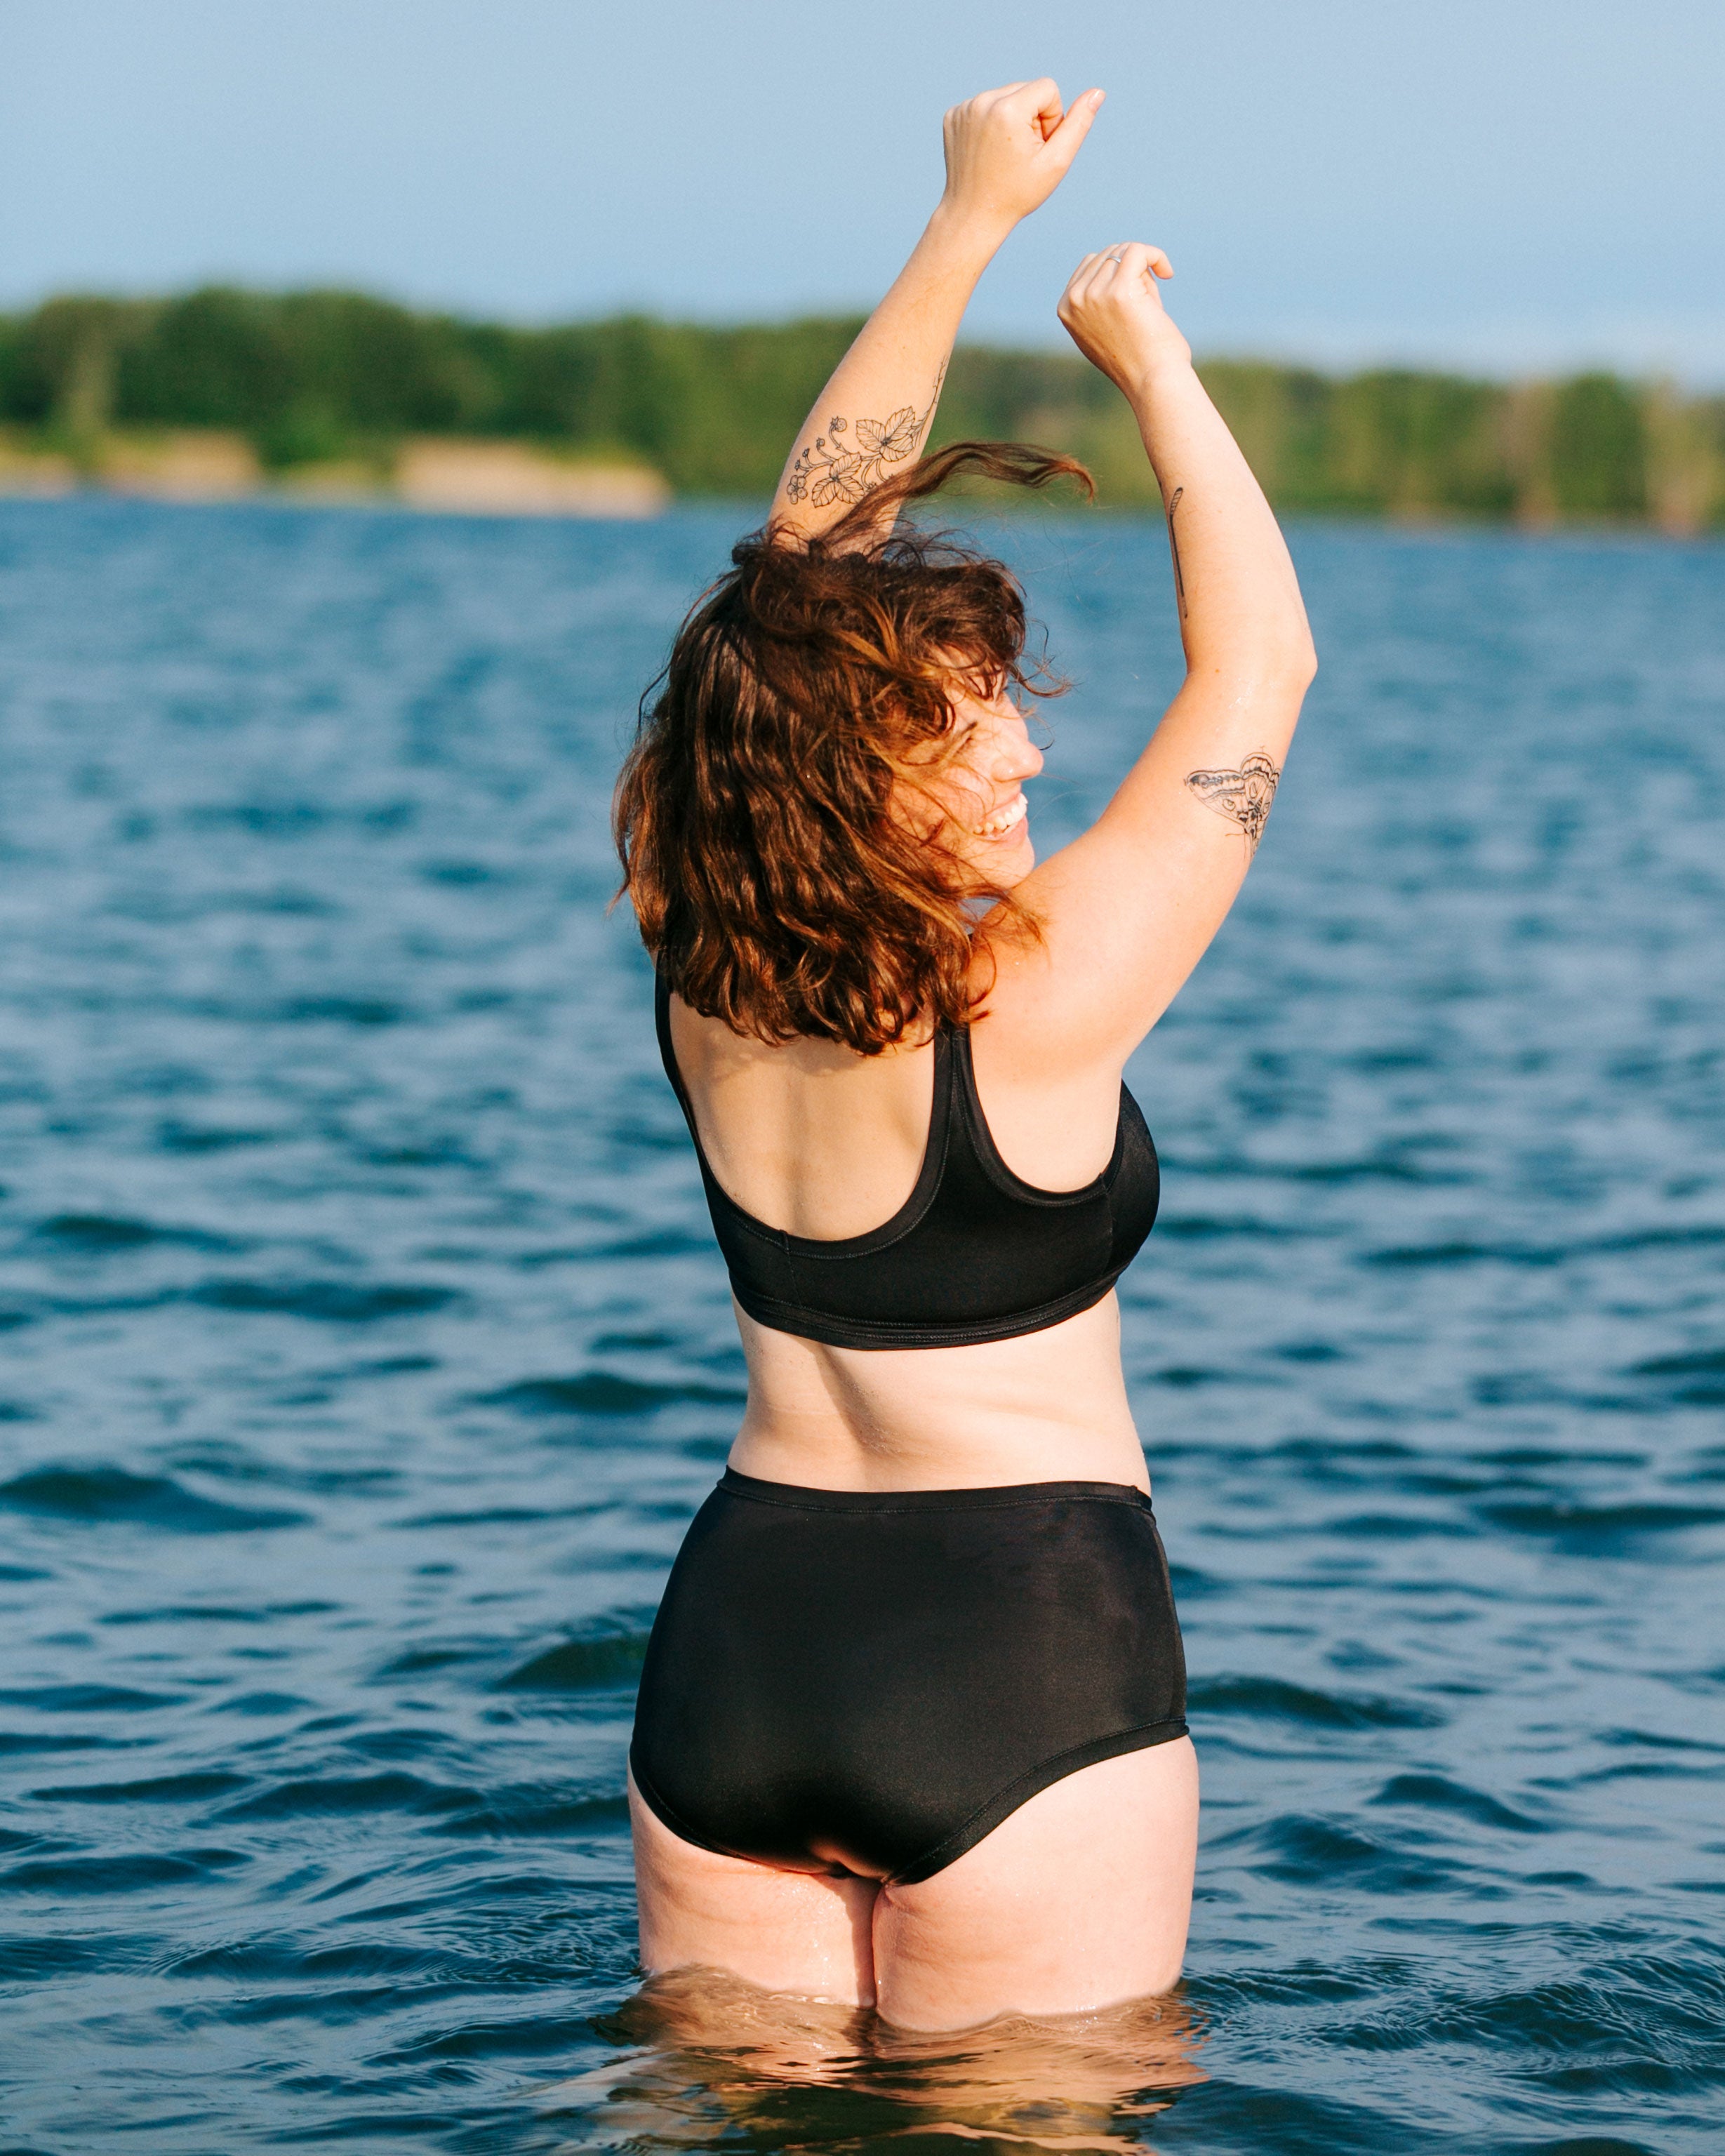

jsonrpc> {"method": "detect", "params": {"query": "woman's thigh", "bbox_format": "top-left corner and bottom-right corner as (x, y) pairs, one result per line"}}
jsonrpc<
(629, 1769), (879, 2007)
(872, 1739), (1199, 2032)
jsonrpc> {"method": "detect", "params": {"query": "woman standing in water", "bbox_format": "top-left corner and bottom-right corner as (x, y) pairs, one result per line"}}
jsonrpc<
(614, 79), (1314, 2030)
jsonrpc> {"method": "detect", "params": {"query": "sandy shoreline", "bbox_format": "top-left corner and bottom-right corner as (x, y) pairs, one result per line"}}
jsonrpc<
(0, 430), (670, 519)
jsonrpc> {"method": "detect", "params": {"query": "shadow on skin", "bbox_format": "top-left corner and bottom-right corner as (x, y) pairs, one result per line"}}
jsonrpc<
(530, 1962), (1206, 2152)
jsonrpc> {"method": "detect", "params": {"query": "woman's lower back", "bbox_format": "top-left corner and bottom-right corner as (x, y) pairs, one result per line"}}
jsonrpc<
(728, 1293), (1152, 1493)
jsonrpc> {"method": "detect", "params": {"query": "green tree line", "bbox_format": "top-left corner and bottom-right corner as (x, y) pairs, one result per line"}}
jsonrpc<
(3, 287), (1721, 526)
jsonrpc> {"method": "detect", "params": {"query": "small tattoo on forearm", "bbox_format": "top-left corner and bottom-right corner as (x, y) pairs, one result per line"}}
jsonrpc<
(785, 359), (946, 508)
(1185, 750), (1281, 853)
(1166, 484), (1188, 618)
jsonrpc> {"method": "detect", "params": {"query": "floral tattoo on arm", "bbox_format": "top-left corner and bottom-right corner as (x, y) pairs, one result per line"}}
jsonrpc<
(785, 361), (947, 508)
(1185, 750), (1281, 854)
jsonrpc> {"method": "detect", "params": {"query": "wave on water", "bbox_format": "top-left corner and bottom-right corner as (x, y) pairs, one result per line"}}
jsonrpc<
(499, 1628), (656, 1692)
(0, 1465), (309, 1533)
(481, 1373), (748, 1416)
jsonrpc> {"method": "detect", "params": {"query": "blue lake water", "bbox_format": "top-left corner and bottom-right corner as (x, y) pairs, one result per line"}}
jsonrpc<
(0, 495), (1721, 2154)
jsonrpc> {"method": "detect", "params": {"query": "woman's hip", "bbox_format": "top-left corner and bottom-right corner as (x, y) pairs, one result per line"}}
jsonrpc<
(630, 1468), (1187, 1884)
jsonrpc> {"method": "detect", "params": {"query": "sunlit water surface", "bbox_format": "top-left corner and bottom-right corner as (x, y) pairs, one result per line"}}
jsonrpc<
(1, 498), (1721, 2153)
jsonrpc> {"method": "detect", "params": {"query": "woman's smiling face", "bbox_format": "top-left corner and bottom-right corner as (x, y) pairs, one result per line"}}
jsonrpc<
(894, 677), (1045, 890)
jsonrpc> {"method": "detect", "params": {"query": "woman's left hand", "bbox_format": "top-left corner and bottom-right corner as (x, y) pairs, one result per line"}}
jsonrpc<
(939, 81), (1104, 237)
(1058, 241), (1190, 394)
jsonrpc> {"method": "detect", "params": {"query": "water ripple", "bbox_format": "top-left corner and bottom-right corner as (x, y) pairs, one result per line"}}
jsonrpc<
(0, 1465), (309, 1533)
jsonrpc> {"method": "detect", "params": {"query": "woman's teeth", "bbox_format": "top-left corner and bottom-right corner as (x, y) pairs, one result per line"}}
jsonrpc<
(975, 794), (1028, 839)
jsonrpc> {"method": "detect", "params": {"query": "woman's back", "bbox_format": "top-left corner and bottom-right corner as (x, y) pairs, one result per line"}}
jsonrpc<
(665, 987), (1156, 1493)
(665, 991), (943, 1244)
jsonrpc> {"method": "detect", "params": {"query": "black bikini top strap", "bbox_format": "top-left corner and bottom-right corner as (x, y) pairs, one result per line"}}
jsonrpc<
(946, 1016), (994, 1156)
(653, 964), (696, 1119)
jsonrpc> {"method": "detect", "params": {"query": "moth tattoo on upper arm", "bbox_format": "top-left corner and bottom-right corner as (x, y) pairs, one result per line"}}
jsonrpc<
(785, 360), (947, 508)
(1185, 750), (1281, 853)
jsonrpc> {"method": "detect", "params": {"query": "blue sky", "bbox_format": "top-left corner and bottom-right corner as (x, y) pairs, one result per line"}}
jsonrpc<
(4, 0), (1722, 378)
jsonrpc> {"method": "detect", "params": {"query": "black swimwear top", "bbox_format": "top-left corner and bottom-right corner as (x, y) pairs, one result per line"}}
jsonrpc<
(655, 972), (1159, 1350)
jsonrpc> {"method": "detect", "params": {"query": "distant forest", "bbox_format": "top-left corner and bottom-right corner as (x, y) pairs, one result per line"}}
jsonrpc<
(3, 287), (1722, 527)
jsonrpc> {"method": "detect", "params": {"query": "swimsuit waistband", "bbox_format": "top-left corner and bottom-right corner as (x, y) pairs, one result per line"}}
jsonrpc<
(715, 1465), (1155, 1515)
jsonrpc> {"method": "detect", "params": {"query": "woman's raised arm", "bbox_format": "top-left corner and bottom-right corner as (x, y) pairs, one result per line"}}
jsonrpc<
(983, 243), (1319, 1077)
(768, 81), (1102, 546)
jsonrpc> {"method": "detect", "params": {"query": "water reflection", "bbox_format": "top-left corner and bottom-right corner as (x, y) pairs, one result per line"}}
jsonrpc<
(534, 1967), (1206, 2152)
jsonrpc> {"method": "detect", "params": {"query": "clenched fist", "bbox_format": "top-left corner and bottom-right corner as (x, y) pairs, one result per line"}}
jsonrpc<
(1058, 243), (1191, 394)
(940, 80), (1104, 236)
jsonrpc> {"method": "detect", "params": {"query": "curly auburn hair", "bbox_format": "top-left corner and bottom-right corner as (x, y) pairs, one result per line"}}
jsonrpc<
(613, 440), (1093, 1054)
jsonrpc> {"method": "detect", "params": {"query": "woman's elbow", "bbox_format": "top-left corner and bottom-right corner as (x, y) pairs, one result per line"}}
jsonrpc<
(1267, 619), (1319, 692)
(1211, 631), (1317, 698)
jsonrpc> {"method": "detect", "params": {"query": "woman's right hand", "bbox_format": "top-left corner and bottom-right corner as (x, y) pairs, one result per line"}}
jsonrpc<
(1058, 242), (1191, 395)
(939, 81), (1103, 237)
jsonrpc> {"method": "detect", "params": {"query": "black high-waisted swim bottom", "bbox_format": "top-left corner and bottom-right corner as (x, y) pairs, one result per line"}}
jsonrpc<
(630, 1468), (1187, 1886)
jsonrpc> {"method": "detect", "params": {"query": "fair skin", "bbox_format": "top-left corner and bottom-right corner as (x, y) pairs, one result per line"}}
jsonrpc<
(634, 79), (1316, 2030)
